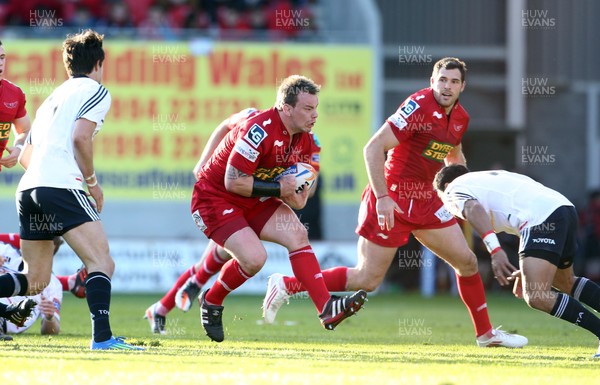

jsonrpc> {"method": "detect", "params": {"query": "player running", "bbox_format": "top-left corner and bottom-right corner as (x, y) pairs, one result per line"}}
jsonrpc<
(263, 58), (527, 348)
(191, 75), (366, 342)
(144, 108), (259, 334)
(144, 107), (324, 334)
(435, 165), (600, 357)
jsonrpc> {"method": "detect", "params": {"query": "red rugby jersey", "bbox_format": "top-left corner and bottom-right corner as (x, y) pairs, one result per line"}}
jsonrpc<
(0, 79), (27, 168)
(385, 88), (469, 187)
(199, 107), (320, 210)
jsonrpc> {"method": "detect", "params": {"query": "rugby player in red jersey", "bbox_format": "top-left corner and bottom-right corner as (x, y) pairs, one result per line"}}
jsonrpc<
(190, 75), (366, 342)
(0, 40), (31, 171)
(264, 58), (528, 348)
(144, 107), (324, 334)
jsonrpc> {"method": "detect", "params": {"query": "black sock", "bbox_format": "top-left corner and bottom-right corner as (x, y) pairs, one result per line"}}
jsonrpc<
(0, 302), (8, 317)
(0, 272), (28, 297)
(550, 293), (600, 338)
(85, 271), (113, 343)
(572, 277), (600, 312)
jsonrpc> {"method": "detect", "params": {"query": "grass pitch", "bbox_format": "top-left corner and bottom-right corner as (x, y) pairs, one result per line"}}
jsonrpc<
(1, 292), (597, 384)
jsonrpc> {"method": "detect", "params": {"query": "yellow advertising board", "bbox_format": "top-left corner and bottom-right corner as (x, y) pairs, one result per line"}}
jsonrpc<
(0, 41), (372, 203)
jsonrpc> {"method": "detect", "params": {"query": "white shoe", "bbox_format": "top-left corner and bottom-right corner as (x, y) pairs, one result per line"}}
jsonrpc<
(143, 302), (166, 335)
(175, 277), (202, 312)
(262, 273), (291, 324)
(476, 326), (528, 348)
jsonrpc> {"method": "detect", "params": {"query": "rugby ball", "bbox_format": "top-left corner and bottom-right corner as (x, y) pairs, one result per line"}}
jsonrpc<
(276, 163), (317, 193)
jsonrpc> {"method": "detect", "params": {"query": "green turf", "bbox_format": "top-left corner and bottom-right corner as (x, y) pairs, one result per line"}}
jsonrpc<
(1, 292), (597, 384)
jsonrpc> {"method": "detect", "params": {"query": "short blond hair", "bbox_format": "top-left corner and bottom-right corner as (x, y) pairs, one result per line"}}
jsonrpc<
(275, 75), (320, 109)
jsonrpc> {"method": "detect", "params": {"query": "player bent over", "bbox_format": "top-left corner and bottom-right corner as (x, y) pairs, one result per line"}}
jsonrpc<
(435, 165), (600, 357)
(191, 75), (366, 342)
(0, 30), (142, 350)
(263, 58), (527, 348)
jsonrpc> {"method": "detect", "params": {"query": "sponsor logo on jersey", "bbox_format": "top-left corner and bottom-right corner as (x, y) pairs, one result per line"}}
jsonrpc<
(388, 112), (408, 130)
(0, 122), (11, 140)
(244, 124), (268, 148)
(532, 238), (556, 245)
(254, 166), (287, 181)
(434, 206), (453, 222)
(454, 124), (464, 132)
(3, 101), (17, 109)
(311, 153), (320, 165)
(262, 118), (272, 126)
(235, 139), (260, 162)
(399, 99), (420, 118)
(432, 111), (443, 119)
(192, 210), (207, 232)
(422, 140), (454, 162)
(376, 233), (389, 240)
(416, 95), (425, 100)
(222, 208), (234, 216)
(274, 140), (284, 147)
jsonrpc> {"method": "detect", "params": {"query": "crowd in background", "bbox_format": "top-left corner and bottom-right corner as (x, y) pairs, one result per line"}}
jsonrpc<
(0, 0), (320, 39)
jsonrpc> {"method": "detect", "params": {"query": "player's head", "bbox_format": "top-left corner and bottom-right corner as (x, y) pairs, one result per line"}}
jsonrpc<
(433, 164), (470, 192)
(430, 57), (467, 110)
(0, 40), (5, 81)
(62, 29), (105, 82)
(276, 75), (320, 134)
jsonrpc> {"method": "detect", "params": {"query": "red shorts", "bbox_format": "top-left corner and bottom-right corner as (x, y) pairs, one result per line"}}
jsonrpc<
(191, 179), (282, 247)
(355, 183), (457, 247)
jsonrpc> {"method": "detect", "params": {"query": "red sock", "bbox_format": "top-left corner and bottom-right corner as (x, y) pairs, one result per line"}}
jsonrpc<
(57, 275), (70, 291)
(194, 245), (228, 285)
(284, 266), (348, 294)
(456, 273), (493, 337)
(205, 259), (252, 306)
(159, 266), (196, 312)
(288, 246), (330, 313)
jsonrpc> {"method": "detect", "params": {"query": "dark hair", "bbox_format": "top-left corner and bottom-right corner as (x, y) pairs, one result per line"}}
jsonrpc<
(62, 29), (105, 76)
(432, 57), (467, 82)
(433, 164), (470, 192)
(276, 75), (320, 109)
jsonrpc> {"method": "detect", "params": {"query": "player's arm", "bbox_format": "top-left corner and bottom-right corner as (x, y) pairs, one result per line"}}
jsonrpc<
(445, 142), (467, 166)
(193, 118), (231, 180)
(0, 114), (31, 168)
(462, 199), (517, 286)
(73, 118), (103, 213)
(224, 164), (296, 198)
(39, 295), (60, 335)
(363, 121), (403, 230)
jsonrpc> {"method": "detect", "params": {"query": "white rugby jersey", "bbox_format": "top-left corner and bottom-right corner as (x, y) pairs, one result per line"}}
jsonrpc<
(17, 77), (111, 192)
(441, 170), (573, 235)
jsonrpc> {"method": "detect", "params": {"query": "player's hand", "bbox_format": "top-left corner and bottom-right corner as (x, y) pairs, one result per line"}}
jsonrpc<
(39, 295), (57, 319)
(87, 183), (104, 213)
(278, 174), (297, 199)
(375, 195), (403, 231)
(0, 256), (6, 268)
(0, 146), (21, 168)
(490, 248), (518, 286)
(508, 270), (523, 299)
(281, 183), (310, 210)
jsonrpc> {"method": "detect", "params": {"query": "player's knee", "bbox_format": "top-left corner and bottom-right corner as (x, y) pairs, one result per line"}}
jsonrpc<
(523, 291), (553, 312)
(241, 254), (267, 276)
(454, 251), (478, 276)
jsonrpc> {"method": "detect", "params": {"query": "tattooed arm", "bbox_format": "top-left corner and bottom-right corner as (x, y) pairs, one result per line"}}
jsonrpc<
(224, 164), (296, 198)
